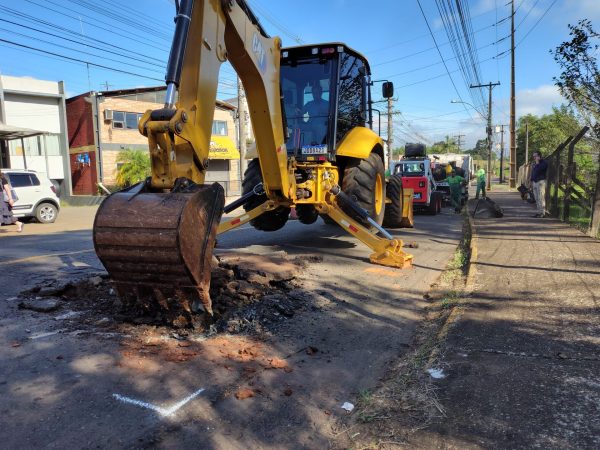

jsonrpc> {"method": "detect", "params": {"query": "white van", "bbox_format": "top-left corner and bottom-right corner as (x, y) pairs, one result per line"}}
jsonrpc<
(3, 169), (60, 223)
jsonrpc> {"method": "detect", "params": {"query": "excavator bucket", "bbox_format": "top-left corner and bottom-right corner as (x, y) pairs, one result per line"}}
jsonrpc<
(93, 183), (224, 324)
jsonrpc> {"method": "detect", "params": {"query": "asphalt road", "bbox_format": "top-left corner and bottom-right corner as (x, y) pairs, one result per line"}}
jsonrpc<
(0, 204), (463, 448)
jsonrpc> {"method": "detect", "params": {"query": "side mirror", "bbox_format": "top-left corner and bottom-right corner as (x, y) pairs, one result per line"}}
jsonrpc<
(382, 81), (394, 98)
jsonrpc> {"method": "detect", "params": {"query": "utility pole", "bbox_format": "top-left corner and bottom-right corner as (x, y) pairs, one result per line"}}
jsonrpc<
(101, 81), (113, 91)
(387, 96), (393, 165)
(497, 125), (506, 183)
(471, 82), (500, 190)
(509, 0), (517, 188)
(455, 134), (465, 152)
(237, 77), (248, 179)
(525, 122), (529, 163)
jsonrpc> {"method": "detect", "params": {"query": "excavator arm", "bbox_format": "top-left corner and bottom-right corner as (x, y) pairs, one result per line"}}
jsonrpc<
(93, 0), (412, 327)
(139, 0), (291, 198)
(94, 0), (293, 323)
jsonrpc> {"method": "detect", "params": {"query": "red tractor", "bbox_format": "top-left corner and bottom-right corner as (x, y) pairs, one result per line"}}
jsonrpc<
(391, 143), (442, 215)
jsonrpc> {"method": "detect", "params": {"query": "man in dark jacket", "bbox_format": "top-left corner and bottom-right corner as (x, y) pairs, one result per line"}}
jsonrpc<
(530, 151), (548, 217)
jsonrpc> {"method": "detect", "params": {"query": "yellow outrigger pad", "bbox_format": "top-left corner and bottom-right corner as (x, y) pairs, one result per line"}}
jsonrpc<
(93, 183), (224, 324)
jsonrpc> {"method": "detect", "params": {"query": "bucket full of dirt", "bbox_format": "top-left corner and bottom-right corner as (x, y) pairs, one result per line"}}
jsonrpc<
(93, 182), (224, 323)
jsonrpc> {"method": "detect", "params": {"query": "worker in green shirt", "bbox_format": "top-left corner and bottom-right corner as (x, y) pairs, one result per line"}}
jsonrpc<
(447, 169), (467, 213)
(475, 168), (486, 199)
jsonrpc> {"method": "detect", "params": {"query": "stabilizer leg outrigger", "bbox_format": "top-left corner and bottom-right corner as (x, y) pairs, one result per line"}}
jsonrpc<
(217, 183), (289, 234)
(318, 185), (413, 269)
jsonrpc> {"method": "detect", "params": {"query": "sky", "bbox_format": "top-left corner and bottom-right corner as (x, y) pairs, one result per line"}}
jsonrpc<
(0, 0), (599, 150)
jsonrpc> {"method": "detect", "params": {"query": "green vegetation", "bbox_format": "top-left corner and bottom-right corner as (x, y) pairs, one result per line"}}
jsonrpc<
(115, 149), (151, 188)
(553, 19), (600, 138)
(516, 106), (588, 167)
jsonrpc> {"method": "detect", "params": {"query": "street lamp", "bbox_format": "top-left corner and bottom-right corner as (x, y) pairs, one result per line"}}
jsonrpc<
(450, 99), (486, 121)
(450, 99), (492, 190)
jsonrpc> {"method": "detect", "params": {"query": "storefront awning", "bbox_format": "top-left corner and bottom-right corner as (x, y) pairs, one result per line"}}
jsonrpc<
(0, 123), (46, 140)
(209, 136), (240, 160)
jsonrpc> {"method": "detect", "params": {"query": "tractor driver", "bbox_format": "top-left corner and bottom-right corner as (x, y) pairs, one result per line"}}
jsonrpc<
(302, 82), (329, 145)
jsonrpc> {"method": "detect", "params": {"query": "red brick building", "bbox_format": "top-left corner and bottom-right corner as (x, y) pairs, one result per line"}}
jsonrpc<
(66, 86), (239, 195)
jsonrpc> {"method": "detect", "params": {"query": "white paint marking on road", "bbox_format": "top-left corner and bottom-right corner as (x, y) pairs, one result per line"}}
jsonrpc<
(29, 329), (66, 340)
(54, 311), (81, 320)
(113, 388), (205, 417)
(427, 368), (446, 379)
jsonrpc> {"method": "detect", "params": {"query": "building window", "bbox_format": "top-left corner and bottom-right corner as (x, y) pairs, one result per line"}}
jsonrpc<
(45, 134), (61, 156)
(212, 120), (228, 136)
(112, 111), (143, 129)
(125, 112), (138, 129)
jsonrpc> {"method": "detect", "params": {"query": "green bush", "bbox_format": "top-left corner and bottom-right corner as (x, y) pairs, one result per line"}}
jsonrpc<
(115, 149), (151, 188)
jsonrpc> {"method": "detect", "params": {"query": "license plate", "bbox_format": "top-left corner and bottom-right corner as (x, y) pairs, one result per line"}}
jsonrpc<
(413, 192), (422, 199)
(301, 144), (328, 154)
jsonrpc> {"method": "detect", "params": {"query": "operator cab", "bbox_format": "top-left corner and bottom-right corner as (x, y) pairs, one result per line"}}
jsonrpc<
(395, 161), (426, 177)
(280, 43), (383, 162)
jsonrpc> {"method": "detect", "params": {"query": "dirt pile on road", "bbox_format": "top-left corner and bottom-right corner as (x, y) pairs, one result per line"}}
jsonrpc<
(17, 251), (321, 334)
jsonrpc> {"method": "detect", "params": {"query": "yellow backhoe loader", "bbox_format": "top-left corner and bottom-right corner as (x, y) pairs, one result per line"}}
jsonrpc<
(93, 0), (414, 322)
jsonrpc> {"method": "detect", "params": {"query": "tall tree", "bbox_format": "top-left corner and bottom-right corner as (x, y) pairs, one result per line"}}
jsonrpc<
(553, 19), (600, 137)
(516, 106), (582, 166)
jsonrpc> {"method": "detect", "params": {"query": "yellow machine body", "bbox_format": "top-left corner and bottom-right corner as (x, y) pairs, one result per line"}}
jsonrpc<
(93, 0), (414, 323)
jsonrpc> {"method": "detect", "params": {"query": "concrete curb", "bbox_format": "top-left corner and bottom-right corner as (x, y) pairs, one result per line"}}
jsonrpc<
(426, 215), (476, 367)
(465, 216), (478, 292)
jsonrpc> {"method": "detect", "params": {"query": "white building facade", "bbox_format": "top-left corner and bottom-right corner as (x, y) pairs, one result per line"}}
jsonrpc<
(0, 75), (71, 195)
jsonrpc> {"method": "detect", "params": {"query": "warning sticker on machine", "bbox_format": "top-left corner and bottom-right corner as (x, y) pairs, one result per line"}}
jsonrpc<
(301, 144), (328, 155)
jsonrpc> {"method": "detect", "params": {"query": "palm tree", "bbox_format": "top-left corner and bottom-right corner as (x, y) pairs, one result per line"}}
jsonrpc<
(115, 149), (151, 187)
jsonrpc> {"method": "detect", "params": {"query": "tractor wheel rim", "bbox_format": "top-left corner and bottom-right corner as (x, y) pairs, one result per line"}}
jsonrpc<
(375, 174), (383, 215)
(41, 207), (55, 221)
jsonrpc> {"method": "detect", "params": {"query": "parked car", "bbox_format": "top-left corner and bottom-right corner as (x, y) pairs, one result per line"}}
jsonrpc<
(2, 169), (60, 223)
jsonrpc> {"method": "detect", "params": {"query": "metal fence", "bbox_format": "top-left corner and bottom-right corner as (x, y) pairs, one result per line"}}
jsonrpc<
(518, 126), (600, 237)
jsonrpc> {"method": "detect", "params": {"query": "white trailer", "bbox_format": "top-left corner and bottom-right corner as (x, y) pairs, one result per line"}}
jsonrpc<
(429, 153), (473, 205)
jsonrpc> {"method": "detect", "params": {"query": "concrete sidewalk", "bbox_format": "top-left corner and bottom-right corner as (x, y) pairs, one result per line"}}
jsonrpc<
(421, 191), (600, 449)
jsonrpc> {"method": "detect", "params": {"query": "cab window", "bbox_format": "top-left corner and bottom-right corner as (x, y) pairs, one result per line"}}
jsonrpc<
(336, 53), (366, 143)
(281, 57), (333, 150)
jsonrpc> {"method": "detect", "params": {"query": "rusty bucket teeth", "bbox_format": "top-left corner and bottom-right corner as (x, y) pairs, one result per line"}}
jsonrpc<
(93, 182), (224, 325)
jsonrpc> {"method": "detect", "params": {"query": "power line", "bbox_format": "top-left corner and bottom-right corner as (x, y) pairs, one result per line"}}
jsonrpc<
(246, 0), (303, 44)
(415, 0), (475, 122)
(0, 6), (167, 62)
(373, 22), (497, 68)
(0, 26), (164, 75)
(23, 0), (170, 49)
(0, 37), (163, 82)
(64, 0), (172, 40)
(380, 38), (503, 82)
(366, 6), (503, 55)
(0, 18), (166, 69)
(517, 0), (558, 46)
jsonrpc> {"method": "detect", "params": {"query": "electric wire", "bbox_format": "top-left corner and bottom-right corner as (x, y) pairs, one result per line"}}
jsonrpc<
(0, 37), (164, 82)
(415, 0), (475, 122)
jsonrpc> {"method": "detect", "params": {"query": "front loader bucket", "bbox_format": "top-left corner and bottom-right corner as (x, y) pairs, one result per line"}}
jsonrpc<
(93, 183), (224, 324)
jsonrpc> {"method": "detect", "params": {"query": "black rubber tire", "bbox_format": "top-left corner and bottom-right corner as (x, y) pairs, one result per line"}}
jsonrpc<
(35, 202), (58, 223)
(435, 192), (442, 213)
(426, 192), (439, 215)
(383, 174), (404, 228)
(341, 152), (386, 226)
(242, 159), (290, 232)
(297, 204), (318, 224)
